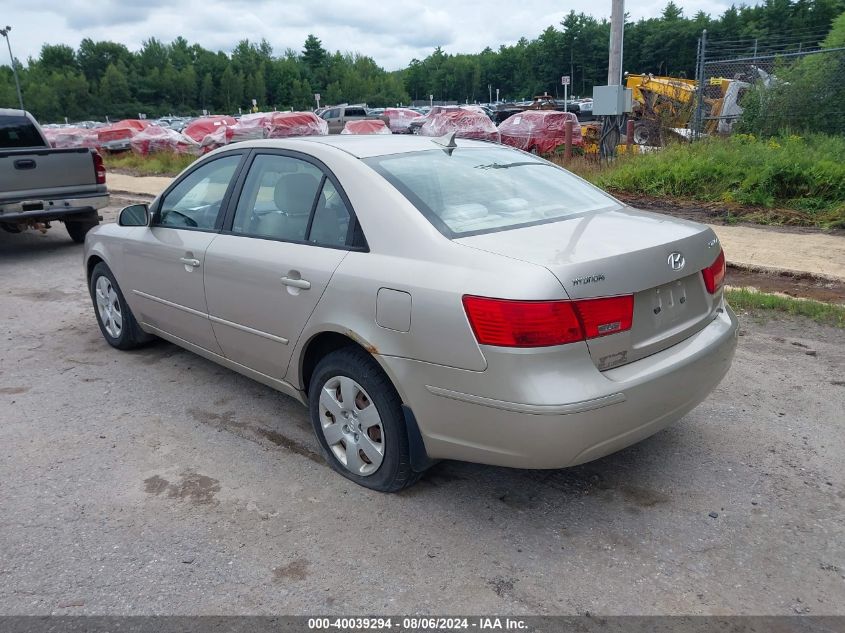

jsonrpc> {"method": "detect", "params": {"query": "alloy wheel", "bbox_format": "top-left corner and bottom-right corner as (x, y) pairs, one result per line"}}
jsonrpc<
(95, 276), (123, 339)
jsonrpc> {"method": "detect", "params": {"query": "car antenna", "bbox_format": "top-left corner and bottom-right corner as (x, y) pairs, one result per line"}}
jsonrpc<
(431, 131), (458, 155)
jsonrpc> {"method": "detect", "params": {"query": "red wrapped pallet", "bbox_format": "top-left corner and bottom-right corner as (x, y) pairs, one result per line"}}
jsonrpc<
(183, 116), (237, 143)
(97, 119), (151, 150)
(43, 127), (99, 149)
(229, 112), (274, 142)
(384, 108), (420, 134)
(418, 108), (500, 142)
(130, 125), (200, 156)
(265, 112), (328, 138)
(341, 119), (391, 135)
(498, 110), (583, 155)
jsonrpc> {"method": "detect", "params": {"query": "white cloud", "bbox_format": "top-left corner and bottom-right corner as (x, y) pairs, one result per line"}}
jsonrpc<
(6, 0), (753, 70)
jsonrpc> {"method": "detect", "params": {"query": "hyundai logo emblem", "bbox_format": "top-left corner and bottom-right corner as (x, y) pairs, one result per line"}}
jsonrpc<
(668, 252), (685, 271)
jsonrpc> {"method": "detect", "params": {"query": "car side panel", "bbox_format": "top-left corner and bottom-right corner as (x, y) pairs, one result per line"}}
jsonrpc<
(204, 235), (347, 378)
(118, 227), (223, 354)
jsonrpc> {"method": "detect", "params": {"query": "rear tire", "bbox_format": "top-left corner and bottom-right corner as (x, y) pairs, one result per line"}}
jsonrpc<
(308, 346), (421, 492)
(66, 217), (99, 243)
(89, 262), (153, 350)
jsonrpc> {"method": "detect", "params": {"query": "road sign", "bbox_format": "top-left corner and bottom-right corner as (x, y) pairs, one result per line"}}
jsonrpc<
(561, 75), (571, 86)
(314, 93), (321, 101)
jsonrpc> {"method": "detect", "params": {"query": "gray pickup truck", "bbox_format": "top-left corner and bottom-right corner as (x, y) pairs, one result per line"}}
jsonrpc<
(0, 109), (108, 243)
(318, 104), (390, 134)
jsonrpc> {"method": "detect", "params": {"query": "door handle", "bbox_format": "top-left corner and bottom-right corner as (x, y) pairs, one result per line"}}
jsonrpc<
(180, 257), (201, 268)
(281, 276), (311, 290)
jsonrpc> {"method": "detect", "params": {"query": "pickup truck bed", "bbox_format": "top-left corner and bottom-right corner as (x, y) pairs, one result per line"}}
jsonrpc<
(0, 110), (108, 243)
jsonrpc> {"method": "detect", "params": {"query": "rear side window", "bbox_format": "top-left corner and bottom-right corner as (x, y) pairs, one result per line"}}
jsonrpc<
(345, 108), (366, 117)
(309, 179), (352, 247)
(0, 116), (46, 148)
(232, 154), (323, 242)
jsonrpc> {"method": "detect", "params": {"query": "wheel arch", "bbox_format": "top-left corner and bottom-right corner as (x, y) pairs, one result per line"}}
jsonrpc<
(86, 254), (105, 281)
(297, 329), (405, 398)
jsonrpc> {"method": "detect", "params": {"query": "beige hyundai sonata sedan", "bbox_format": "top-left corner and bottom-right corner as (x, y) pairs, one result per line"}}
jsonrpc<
(84, 135), (738, 491)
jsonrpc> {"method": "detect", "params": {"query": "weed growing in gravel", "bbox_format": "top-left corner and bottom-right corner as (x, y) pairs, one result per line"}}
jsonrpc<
(104, 152), (197, 177)
(726, 288), (845, 327)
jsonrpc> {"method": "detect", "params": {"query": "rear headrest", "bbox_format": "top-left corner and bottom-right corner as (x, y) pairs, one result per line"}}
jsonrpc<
(274, 172), (319, 216)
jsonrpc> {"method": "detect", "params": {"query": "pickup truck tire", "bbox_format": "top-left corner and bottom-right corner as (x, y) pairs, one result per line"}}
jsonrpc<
(65, 217), (100, 244)
(89, 262), (154, 350)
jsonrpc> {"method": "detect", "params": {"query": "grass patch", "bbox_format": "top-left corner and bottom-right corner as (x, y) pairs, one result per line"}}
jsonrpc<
(563, 134), (845, 229)
(726, 287), (845, 328)
(104, 152), (197, 177)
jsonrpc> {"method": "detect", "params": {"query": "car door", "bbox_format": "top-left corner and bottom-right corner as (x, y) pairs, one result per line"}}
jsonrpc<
(324, 108), (341, 134)
(203, 152), (361, 379)
(120, 152), (244, 353)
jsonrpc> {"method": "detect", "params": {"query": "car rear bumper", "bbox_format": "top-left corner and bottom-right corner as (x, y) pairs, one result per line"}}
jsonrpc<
(0, 193), (108, 223)
(380, 304), (739, 469)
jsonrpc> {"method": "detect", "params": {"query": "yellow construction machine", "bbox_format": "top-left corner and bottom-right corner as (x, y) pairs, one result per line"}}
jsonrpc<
(624, 73), (750, 145)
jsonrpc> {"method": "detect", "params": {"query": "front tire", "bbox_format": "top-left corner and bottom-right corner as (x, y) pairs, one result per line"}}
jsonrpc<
(66, 217), (100, 243)
(89, 262), (153, 350)
(308, 346), (421, 492)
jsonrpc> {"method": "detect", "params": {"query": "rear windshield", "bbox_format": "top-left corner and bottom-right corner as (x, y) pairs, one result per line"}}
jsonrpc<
(365, 147), (620, 237)
(0, 115), (47, 148)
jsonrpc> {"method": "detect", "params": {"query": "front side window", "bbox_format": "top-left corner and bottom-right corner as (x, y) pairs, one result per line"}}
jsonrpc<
(232, 154), (323, 242)
(365, 148), (621, 237)
(157, 155), (241, 229)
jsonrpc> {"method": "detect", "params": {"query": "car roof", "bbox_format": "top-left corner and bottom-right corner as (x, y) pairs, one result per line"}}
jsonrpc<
(0, 108), (29, 118)
(233, 135), (498, 159)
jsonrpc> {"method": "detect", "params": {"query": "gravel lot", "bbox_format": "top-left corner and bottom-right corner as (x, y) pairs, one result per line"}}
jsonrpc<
(1, 207), (844, 615)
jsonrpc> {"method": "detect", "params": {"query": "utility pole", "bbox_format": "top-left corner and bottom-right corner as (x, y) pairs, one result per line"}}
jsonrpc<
(593, 0), (630, 160)
(607, 0), (624, 86)
(0, 26), (24, 111)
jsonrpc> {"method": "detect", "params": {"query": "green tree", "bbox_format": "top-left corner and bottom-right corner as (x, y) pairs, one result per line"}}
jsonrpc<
(220, 64), (244, 112)
(200, 73), (214, 111)
(99, 63), (131, 112)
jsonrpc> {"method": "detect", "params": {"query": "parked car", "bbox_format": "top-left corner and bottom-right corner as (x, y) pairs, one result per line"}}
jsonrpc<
(1, 108), (108, 242)
(183, 115), (237, 143)
(383, 108), (422, 134)
(96, 119), (151, 152)
(341, 119), (391, 135)
(319, 105), (390, 134)
(417, 108), (500, 142)
(498, 110), (584, 154)
(84, 136), (737, 492)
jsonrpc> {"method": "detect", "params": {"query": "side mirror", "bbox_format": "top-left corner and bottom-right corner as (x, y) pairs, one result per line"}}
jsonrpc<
(118, 203), (150, 227)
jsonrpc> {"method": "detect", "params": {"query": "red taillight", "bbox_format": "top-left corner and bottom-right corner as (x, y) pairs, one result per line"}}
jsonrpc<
(573, 295), (634, 338)
(92, 151), (106, 185)
(462, 294), (634, 348)
(702, 249), (726, 294)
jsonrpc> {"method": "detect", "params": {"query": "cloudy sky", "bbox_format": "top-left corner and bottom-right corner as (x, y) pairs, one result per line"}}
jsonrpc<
(9, 0), (750, 70)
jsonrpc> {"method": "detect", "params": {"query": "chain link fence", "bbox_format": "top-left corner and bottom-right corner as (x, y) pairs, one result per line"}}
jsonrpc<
(693, 31), (845, 138)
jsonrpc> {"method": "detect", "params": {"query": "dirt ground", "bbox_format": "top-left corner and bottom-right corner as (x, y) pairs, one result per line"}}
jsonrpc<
(0, 207), (843, 615)
(614, 193), (845, 235)
(727, 266), (845, 304)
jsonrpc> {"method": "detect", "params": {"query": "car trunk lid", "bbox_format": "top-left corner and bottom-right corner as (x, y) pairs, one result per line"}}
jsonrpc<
(456, 207), (724, 369)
